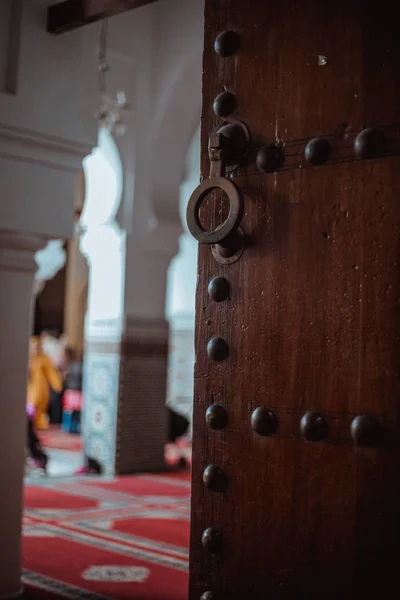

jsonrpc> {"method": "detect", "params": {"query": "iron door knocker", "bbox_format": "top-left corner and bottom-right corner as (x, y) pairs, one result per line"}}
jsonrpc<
(186, 131), (244, 246)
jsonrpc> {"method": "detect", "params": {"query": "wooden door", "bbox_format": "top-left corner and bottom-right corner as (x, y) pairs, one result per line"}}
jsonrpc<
(188, 1), (400, 598)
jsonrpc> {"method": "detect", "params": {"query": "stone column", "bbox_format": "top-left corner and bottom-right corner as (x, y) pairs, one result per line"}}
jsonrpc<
(81, 224), (178, 475)
(115, 320), (169, 472)
(80, 221), (126, 475)
(117, 267), (171, 474)
(81, 227), (175, 475)
(0, 231), (45, 598)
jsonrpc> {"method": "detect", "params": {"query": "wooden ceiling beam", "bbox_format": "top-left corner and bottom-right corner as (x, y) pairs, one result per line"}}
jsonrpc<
(47, 0), (159, 34)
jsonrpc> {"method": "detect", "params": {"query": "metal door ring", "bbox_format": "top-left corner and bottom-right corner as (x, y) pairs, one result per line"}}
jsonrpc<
(186, 176), (243, 245)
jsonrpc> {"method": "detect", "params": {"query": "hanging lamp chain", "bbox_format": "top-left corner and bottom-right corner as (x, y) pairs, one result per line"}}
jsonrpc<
(98, 19), (109, 96)
(96, 19), (130, 136)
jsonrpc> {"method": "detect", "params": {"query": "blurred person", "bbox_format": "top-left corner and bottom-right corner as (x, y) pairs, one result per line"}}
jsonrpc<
(168, 407), (189, 443)
(63, 347), (80, 386)
(26, 403), (48, 474)
(73, 408), (190, 476)
(41, 329), (66, 372)
(41, 332), (70, 424)
(27, 336), (63, 430)
(168, 407), (190, 468)
(62, 348), (83, 434)
(74, 456), (103, 476)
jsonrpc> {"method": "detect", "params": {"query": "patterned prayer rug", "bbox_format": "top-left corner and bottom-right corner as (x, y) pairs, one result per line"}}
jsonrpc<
(23, 472), (191, 599)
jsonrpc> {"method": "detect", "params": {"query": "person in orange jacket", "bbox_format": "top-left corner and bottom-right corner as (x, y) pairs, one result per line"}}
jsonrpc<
(27, 336), (63, 430)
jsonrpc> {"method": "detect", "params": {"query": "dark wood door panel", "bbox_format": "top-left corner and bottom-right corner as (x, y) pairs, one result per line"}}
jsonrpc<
(190, 1), (400, 598)
(194, 160), (400, 418)
(201, 1), (400, 154)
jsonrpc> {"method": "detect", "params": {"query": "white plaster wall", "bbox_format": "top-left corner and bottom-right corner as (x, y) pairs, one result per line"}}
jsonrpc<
(0, 1), (96, 140)
(0, 0), (97, 240)
(71, 0), (204, 433)
(0, 2), (98, 593)
(166, 129), (200, 420)
(166, 128), (200, 324)
(0, 0), (203, 321)
(34, 240), (66, 295)
(116, 0), (203, 321)
(81, 128), (126, 332)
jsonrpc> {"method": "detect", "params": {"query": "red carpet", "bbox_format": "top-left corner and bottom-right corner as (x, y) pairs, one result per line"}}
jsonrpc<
(23, 473), (190, 599)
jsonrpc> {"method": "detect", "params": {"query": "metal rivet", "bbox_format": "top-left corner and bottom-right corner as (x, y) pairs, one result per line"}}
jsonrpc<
(206, 404), (228, 430)
(208, 277), (230, 302)
(214, 30), (240, 57)
(207, 337), (229, 361)
(203, 465), (229, 493)
(251, 407), (278, 436)
(202, 527), (222, 553)
(213, 91), (237, 117)
(217, 122), (249, 167)
(212, 227), (245, 266)
(300, 411), (329, 442)
(201, 593), (215, 600)
(354, 128), (386, 159)
(256, 144), (283, 173)
(351, 415), (381, 447)
(304, 137), (332, 166)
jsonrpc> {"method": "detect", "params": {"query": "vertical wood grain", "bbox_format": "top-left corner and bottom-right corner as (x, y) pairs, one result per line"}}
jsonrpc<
(190, 1), (400, 598)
